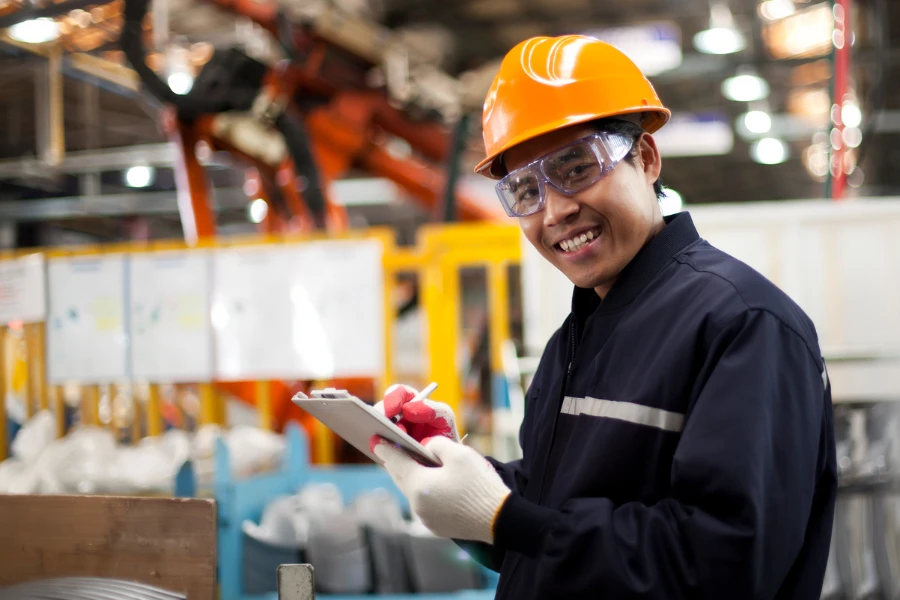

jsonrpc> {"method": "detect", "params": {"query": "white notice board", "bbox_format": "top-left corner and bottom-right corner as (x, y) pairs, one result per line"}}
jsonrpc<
(129, 250), (213, 382)
(211, 239), (384, 380)
(47, 254), (128, 383)
(0, 253), (46, 324)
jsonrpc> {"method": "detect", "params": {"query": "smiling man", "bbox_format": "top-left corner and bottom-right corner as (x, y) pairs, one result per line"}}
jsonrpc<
(373, 35), (837, 599)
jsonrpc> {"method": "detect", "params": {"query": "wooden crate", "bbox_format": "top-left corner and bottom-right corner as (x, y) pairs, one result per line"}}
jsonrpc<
(0, 494), (216, 600)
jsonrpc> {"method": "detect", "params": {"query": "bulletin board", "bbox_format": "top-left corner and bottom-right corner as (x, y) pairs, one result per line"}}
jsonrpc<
(129, 249), (214, 382)
(211, 238), (384, 381)
(0, 253), (46, 324)
(46, 254), (129, 383)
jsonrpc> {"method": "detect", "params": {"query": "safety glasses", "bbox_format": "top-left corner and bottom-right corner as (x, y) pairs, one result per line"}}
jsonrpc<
(495, 132), (634, 217)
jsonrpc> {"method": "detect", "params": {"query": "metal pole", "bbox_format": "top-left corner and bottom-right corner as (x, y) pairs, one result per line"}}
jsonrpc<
(440, 113), (470, 222)
(0, 326), (8, 461)
(47, 45), (65, 167)
(79, 80), (101, 197)
(828, 0), (852, 200)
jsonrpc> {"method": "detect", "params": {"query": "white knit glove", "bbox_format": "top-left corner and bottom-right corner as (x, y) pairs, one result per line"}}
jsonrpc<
(372, 384), (460, 443)
(373, 436), (511, 544)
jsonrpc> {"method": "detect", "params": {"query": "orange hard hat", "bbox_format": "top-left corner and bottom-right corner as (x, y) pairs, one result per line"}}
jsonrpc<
(474, 35), (671, 179)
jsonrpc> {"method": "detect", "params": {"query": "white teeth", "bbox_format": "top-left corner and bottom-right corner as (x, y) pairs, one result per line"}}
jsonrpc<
(558, 228), (600, 253)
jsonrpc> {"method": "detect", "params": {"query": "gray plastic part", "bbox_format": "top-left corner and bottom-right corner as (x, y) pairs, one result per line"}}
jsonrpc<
(277, 564), (315, 600)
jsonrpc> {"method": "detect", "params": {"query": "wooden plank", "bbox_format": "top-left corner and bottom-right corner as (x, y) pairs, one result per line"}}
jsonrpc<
(0, 494), (216, 600)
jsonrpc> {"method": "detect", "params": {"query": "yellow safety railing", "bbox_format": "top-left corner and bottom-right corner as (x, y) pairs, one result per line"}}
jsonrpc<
(0, 222), (522, 461)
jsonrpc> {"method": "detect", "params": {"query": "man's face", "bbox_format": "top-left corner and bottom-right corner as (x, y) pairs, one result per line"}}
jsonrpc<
(504, 123), (665, 297)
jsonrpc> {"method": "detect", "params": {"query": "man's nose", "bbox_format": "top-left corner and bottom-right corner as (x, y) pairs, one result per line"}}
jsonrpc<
(542, 187), (579, 227)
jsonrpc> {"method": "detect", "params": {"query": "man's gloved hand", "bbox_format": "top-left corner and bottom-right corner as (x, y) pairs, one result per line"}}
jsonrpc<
(371, 384), (460, 446)
(373, 436), (511, 544)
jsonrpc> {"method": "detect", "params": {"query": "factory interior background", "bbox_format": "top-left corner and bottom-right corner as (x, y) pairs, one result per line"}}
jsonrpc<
(0, 0), (899, 598)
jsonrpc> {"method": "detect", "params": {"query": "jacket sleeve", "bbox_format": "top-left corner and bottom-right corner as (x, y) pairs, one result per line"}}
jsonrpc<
(492, 309), (832, 599)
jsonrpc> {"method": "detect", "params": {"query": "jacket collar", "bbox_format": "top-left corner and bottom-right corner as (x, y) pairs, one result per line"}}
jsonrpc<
(571, 211), (700, 317)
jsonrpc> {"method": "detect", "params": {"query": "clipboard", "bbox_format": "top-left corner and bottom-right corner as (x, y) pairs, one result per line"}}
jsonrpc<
(291, 388), (442, 467)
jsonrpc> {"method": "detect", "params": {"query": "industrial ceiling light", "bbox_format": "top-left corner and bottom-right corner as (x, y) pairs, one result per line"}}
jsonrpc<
(722, 70), (770, 102)
(165, 45), (195, 95)
(742, 110), (772, 134)
(248, 198), (268, 223)
(693, 2), (746, 55)
(750, 137), (789, 165)
(842, 127), (863, 149)
(759, 0), (796, 21)
(7, 18), (60, 44)
(124, 165), (154, 188)
(167, 71), (194, 95)
(841, 101), (862, 128)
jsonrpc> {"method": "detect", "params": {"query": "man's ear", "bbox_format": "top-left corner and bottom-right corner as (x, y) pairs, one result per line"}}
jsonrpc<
(636, 133), (663, 186)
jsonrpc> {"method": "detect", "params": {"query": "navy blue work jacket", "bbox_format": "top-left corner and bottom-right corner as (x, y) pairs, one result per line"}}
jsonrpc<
(473, 212), (837, 599)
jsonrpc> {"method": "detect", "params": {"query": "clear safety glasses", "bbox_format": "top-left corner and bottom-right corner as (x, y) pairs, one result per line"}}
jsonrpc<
(495, 132), (635, 217)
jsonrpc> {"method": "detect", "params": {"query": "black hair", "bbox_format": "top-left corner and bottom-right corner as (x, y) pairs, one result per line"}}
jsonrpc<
(590, 117), (666, 200)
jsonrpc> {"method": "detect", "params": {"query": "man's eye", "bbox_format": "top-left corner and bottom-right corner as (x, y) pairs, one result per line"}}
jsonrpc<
(563, 163), (596, 182)
(517, 187), (539, 202)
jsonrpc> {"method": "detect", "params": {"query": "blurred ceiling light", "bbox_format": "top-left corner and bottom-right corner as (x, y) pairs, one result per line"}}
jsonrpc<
(659, 188), (684, 216)
(7, 18), (60, 44)
(586, 22), (683, 76)
(786, 87), (830, 125)
(847, 167), (864, 189)
(167, 71), (194, 95)
(693, 27), (745, 55)
(751, 137), (789, 165)
(842, 126), (863, 148)
(124, 165), (154, 188)
(742, 110), (773, 134)
(693, 2), (745, 55)
(762, 3), (833, 60)
(759, 0), (795, 21)
(248, 198), (268, 224)
(791, 59), (831, 86)
(166, 45), (195, 95)
(722, 73), (770, 102)
(841, 101), (862, 128)
(243, 177), (260, 197)
(802, 142), (830, 181)
(68, 9), (92, 28)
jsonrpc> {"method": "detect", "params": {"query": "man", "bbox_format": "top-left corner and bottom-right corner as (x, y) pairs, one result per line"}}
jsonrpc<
(372, 35), (837, 599)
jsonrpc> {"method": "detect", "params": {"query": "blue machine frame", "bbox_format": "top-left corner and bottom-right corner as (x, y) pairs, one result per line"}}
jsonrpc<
(182, 422), (498, 600)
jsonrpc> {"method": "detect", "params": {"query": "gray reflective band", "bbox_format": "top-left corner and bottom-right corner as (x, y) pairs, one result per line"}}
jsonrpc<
(560, 396), (685, 433)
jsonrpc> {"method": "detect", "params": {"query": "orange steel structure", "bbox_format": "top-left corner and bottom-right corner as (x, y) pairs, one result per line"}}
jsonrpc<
(161, 1), (504, 244)
(146, 0), (505, 437)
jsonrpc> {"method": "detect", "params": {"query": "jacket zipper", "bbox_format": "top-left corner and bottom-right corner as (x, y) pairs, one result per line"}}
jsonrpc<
(498, 317), (576, 595)
(535, 317), (578, 505)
